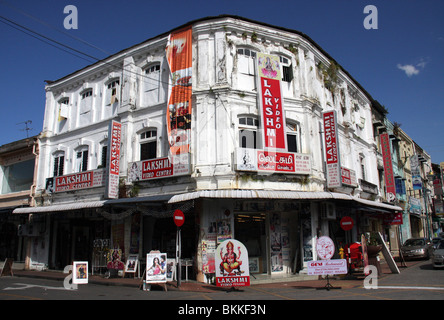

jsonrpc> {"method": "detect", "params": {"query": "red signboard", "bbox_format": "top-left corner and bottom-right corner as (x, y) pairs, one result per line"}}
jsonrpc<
(141, 157), (174, 180)
(54, 169), (105, 192)
(106, 120), (121, 198)
(323, 111), (341, 188)
(383, 212), (403, 225)
(257, 150), (296, 173)
(257, 53), (286, 151)
(380, 133), (396, 201)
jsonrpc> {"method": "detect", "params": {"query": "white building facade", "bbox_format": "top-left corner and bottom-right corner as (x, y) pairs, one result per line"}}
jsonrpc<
(17, 16), (401, 281)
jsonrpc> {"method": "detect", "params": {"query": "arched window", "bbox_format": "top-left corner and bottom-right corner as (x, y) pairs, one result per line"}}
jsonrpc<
(237, 48), (257, 91)
(75, 146), (89, 172)
(140, 129), (157, 160)
(286, 121), (301, 153)
(143, 63), (161, 106)
(53, 151), (65, 177)
(238, 116), (259, 149)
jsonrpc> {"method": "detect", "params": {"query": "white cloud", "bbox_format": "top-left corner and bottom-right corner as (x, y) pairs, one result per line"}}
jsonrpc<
(397, 64), (419, 77)
(397, 58), (428, 77)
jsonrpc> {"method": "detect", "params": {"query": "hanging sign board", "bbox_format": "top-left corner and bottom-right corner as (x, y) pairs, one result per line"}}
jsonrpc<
(215, 239), (250, 288)
(105, 120), (121, 199)
(257, 53), (287, 151)
(323, 111), (342, 188)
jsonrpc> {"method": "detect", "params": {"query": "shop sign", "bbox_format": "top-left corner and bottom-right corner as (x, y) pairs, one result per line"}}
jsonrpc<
(341, 167), (357, 187)
(434, 178), (443, 196)
(380, 133), (396, 200)
(410, 155), (422, 190)
(307, 259), (348, 276)
(127, 154), (190, 182)
(409, 197), (422, 216)
(236, 147), (311, 175)
(54, 169), (106, 192)
(323, 111), (341, 188)
(383, 212), (403, 225)
(316, 236), (335, 260)
(106, 120), (121, 199)
(215, 239), (250, 288)
(257, 53), (287, 150)
(434, 198), (444, 216)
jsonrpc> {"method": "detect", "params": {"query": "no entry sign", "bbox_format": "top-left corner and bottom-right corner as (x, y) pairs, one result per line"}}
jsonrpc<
(173, 209), (185, 227)
(340, 216), (354, 231)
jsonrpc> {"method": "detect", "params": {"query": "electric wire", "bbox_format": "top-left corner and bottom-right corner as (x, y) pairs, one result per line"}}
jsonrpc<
(0, 14), (192, 93)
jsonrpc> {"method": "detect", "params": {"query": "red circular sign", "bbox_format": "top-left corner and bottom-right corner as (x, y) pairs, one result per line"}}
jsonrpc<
(173, 209), (185, 227)
(340, 216), (354, 231)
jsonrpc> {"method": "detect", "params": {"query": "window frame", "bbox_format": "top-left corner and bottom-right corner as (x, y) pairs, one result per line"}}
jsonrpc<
(139, 129), (157, 161)
(238, 116), (259, 149)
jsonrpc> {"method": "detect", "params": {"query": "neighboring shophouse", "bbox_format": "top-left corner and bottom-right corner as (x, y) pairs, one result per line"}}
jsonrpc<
(0, 135), (39, 269)
(14, 16), (406, 282)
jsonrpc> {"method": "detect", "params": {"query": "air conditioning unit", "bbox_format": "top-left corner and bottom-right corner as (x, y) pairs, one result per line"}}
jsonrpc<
(321, 203), (336, 220)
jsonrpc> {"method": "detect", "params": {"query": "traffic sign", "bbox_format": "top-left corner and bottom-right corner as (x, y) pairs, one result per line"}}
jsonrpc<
(340, 216), (354, 231)
(173, 209), (185, 227)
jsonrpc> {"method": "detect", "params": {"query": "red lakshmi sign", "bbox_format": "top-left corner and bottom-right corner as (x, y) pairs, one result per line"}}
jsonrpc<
(215, 239), (250, 288)
(127, 154), (190, 182)
(380, 133), (396, 201)
(257, 53), (287, 150)
(54, 169), (105, 192)
(323, 111), (341, 188)
(106, 120), (121, 199)
(236, 148), (311, 175)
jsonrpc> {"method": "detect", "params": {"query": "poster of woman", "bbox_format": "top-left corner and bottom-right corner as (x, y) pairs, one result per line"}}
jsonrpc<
(215, 239), (250, 288)
(146, 252), (167, 283)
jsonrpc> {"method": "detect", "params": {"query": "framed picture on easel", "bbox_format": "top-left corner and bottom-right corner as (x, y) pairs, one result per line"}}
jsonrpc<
(125, 254), (139, 276)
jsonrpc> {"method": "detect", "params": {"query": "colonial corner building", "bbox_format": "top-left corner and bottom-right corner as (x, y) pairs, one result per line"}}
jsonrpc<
(3, 16), (441, 281)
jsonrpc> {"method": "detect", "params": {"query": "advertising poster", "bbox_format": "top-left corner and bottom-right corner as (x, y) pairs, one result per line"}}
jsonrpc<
(215, 239), (250, 287)
(166, 26), (192, 157)
(146, 252), (167, 283)
(270, 213), (283, 272)
(257, 53), (287, 151)
(73, 261), (88, 284)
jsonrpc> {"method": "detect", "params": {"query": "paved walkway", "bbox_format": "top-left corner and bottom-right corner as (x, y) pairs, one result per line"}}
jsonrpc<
(8, 259), (421, 293)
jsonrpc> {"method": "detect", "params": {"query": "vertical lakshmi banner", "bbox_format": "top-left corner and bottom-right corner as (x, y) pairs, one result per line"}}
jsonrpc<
(323, 111), (342, 188)
(380, 133), (396, 201)
(257, 53), (287, 151)
(166, 27), (192, 157)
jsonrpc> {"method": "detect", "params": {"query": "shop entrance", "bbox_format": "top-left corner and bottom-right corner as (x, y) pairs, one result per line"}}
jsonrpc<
(234, 212), (268, 274)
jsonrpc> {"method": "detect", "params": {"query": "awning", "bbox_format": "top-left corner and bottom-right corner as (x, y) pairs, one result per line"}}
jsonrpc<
(167, 189), (403, 211)
(13, 201), (106, 214)
(12, 194), (174, 214)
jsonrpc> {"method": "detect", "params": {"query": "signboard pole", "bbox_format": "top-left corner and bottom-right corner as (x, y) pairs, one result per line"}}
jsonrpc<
(176, 227), (181, 288)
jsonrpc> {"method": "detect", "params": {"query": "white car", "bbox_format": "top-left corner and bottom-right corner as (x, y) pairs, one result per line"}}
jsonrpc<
(431, 240), (444, 269)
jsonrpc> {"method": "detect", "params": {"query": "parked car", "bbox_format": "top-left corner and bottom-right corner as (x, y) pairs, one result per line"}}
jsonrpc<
(431, 240), (444, 269)
(432, 237), (443, 249)
(400, 238), (433, 260)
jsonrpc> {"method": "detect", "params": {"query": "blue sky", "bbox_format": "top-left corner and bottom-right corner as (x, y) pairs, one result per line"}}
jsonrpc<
(1, 0), (443, 163)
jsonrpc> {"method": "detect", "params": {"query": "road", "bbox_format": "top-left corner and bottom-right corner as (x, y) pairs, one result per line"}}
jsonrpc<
(0, 260), (443, 311)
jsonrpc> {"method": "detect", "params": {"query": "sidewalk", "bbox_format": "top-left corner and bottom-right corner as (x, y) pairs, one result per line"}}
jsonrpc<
(8, 259), (422, 293)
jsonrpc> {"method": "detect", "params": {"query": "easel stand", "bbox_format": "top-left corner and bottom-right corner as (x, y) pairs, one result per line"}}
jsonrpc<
(316, 275), (341, 291)
(226, 286), (244, 293)
(139, 270), (168, 292)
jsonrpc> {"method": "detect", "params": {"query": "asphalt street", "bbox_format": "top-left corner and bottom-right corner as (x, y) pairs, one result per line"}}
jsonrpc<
(0, 260), (442, 315)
